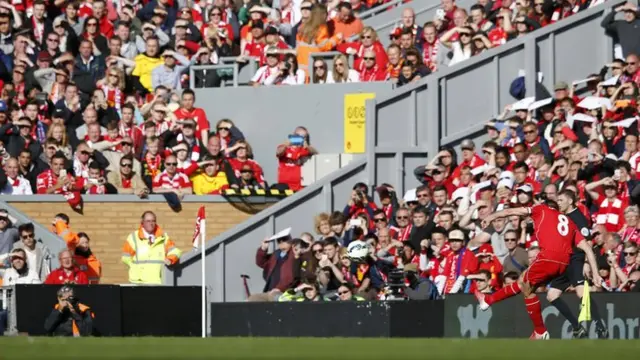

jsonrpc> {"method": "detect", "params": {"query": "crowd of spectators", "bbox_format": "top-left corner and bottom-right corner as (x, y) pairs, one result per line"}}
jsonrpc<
(253, 25), (640, 299)
(0, 212), (101, 286)
(244, 0), (612, 87)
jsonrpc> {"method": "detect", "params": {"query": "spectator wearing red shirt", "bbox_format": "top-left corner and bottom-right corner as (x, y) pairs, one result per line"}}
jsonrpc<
(359, 49), (388, 82)
(174, 89), (209, 145)
(93, 0), (114, 38)
(343, 183), (377, 222)
(227, 141), (266, 187)
(152, 154), (193, 197)
(44, 249), (89, 285)
(435, 229), (477, 295)
(337, 26), (388, 73)
(451, 139), (486, 185)
(276, 127), (317, 191)
(242, 20), (266, 60)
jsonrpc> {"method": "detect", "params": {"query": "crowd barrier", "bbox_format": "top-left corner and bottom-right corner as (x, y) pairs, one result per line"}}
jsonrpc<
(6, 285), (201, 336)
(210, 300), (444, 338)
(446, 293), (640, 339)
(4, 286), (639, 338)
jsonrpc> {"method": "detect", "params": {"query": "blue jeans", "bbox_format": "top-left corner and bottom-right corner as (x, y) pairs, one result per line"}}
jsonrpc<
(0, 310), (7, 336)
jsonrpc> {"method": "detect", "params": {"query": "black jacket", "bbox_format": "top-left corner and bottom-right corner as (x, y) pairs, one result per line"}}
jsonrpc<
(44, 303), (93, 337)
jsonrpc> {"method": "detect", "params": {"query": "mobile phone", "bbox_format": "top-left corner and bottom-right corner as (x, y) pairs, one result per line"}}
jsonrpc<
(288, 135), (304, 146)
(349, 219), (361, 228)
(59, 169), (67, 178)
(435, 9), (445, 20)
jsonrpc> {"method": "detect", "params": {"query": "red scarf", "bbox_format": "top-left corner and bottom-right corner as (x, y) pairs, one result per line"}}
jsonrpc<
(145, 153), (162, 178)
(422, 39), (439, 72)
(102, 85), (122, 110)
(50, 83), (65, 104)
(32, 16), (44, 44)
(397, 224), (412, 242)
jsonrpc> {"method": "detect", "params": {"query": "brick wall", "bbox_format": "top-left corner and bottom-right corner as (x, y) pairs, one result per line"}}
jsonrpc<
(9, 201), (270, 284)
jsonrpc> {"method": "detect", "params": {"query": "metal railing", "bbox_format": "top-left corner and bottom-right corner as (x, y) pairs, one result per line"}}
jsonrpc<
(357, 0), (413, 21)
(1, 286), (16, 336)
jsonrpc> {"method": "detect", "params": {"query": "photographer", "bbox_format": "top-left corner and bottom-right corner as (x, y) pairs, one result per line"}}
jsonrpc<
(44, 286), (93, 337)
(343, 183), (377, 224)
(403, 264), (440, 300)
(266, 53), (305, 86)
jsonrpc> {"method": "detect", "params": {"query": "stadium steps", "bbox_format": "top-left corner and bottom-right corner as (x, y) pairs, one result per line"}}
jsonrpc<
(175, 1), (619, 299)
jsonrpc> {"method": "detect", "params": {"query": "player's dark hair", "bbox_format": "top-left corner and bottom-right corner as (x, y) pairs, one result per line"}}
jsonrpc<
(544, 199), (560, 211)
(558, 189), (577, 206)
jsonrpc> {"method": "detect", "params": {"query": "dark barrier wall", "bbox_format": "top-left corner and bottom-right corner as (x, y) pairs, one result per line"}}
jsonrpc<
(210, 301), (444, 338)
(13, 285), (201, 336)
(444, 294), (640, 339)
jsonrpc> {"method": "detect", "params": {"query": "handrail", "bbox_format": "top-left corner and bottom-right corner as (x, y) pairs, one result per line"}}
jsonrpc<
(189, 63), (240, 88)
(0, 201), (66, 269)
(171, 157), (367, 267)
(374, 0), (623, 103)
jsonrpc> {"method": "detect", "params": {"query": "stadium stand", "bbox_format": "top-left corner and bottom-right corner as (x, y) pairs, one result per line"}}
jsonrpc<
(169, 0), (634, 305)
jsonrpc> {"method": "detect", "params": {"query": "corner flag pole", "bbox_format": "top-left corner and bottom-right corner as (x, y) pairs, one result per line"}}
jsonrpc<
(201, 216), (206, 338)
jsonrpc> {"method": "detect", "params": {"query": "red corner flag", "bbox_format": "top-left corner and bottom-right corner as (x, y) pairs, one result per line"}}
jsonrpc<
(192, 206), (205, 248)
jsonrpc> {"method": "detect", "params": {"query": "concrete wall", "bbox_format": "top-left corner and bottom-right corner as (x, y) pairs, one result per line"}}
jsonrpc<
(193, 82), (391, 184)
(4, 195), (273, 284)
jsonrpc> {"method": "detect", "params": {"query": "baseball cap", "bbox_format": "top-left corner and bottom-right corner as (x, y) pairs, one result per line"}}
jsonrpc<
(554, 81), (569, 91)
(448, 229), (466, 242)
(264, 26), (279, 36)
(476, 243), (494, 257)
(460, 139), (475, 150)
(251, 20), (264, 29)
(516, 184), (533, 193)
(38, 51), (52, 63)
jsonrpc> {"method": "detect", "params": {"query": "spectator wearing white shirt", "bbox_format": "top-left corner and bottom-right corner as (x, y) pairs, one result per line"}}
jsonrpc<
(151, 50), (193, 91)
(327, 54), (360, 83)
(264, 53), (306, 86)
(249, 46), (283, 86)
(12, 223), (51, 282)
(1, 158), (32, 195)
(2, 248), (41, 285)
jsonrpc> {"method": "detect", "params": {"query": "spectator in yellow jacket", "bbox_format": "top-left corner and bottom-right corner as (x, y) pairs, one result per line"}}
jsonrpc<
(191, 159), (230, 195)
(51, 213), (79, 251)
(132, 36), (164, 93)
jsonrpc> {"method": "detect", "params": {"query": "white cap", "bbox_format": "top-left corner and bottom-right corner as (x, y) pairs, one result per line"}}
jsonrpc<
(403, 188), (418, 203)
(516, 184), (533, 193)
(451, 187), (470, 202)
(497, 177), (515, 190)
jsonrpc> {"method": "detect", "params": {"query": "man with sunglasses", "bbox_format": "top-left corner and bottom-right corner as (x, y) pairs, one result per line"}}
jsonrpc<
(502, 229), (529, 275)
(152, 154), (192, 198)
(107, 154), (148, 197)
(550, 189), (608, 338)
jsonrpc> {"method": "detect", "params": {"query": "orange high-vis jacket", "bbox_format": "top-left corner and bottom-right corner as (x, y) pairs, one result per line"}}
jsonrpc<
(52, 220), (79, 251)
(296, 24), (341, 74)
(74, 253), (102, 284)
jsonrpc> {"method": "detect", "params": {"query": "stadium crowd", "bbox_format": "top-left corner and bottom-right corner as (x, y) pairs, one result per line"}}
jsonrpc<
(251, 3), (640, 302)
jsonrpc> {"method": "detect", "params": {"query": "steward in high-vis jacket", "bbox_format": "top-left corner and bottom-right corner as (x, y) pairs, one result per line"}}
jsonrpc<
(121, 211), (181, 284)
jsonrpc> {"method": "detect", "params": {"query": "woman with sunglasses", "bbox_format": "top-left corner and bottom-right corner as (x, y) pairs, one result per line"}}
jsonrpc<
(311, 59), (329, 84)
(215, 119), (245, 155)
(440, 25), (477, 67)
(609, 242), (639, 291)
(96, 67), (125, 112)
(337, 26), (387, 74)
(336, 283), (365, 301)
(329, 53), (359, 83)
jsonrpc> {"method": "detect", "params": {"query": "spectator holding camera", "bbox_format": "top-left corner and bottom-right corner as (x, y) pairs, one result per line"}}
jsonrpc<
(343, 182), (377, 222)
(276, 126), (316, 191)
(44, 286), (93, 337)
(265, 53), (305, 86)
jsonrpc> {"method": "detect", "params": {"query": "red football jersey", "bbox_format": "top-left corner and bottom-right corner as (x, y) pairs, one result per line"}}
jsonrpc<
(529, 204), (584, 259)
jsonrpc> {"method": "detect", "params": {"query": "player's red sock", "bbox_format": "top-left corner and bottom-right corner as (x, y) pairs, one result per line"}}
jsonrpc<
(525, 295), (547, 334)
(485, 283), (521, 305)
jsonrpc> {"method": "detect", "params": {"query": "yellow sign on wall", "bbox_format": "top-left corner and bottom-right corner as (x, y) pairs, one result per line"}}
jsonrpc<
(344, 93), (375, 153)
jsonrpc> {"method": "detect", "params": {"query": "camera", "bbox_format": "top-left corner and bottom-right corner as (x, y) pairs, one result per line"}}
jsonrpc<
(67, 296), (78, 306)
(283, 61), (292, 72)
(381, 269), (407, 301)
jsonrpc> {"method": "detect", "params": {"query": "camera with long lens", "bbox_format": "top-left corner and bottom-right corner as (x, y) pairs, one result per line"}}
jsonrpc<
(381, 269), (406, 301)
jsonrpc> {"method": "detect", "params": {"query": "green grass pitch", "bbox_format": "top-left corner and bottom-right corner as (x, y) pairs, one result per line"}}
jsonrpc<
(0, 337), (637, 359)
